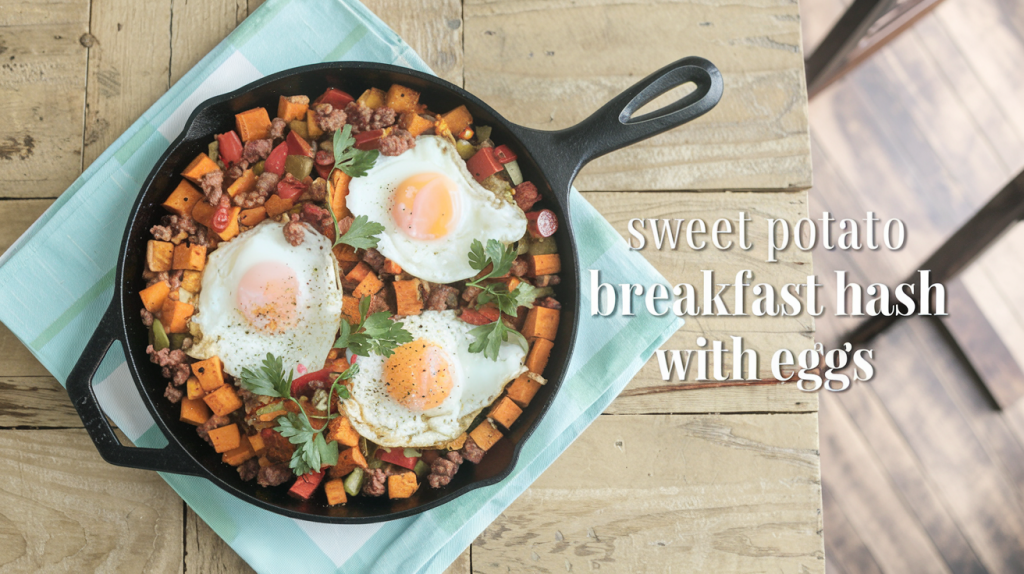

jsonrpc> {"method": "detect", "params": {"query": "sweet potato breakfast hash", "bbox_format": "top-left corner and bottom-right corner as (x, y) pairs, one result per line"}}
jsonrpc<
(139, 83), (563, 504)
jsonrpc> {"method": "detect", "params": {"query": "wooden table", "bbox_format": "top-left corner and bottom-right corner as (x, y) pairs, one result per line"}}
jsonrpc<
(0, 0), (819, 571)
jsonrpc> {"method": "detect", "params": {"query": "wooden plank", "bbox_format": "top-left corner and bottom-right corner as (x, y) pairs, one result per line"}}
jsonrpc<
(83, 0), (171, 169)
(170, 0), (248, 85)
(0, 376), (79, 428)
(0, 429), (182, 572)
(185, 507), (255, 574)
(820, 485), (883, 574)
(362, 0), (464, 87)
(463, 0), (812, 192)
(0, 1), (90, 199)
(584, 191), (816, 414)
(473, 413), (823, 573)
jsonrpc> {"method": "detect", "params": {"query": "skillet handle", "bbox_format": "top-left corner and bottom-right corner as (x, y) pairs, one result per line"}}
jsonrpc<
(514, 56), (723, 196)
(67, 300), (205, 476)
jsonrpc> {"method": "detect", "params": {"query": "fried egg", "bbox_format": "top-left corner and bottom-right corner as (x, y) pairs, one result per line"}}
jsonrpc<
(343, 310), (527, 448)
(347, 135), (527, 284)
(187, 220), (343, 377)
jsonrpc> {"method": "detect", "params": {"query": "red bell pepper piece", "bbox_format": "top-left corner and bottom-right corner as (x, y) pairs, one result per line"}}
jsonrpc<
(376, 448), (419, 471)
(288, 469), (326, 499)
(276, 173), (308, 201)
(354, 129), (384, 151)
(493, 145), (517, 164)
(290, 368), (334, 399)
(466, 147), (503, 182)
(459, 306), (500, 325)
(216, 131), (243, 166)
(286, 131), (314, 158)
(526, 209), (558, 238)
(315, 88), (354, 109)
(265, 141), (289, 176)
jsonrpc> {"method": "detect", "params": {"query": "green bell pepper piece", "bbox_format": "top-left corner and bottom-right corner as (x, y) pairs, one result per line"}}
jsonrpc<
(285, 155), (314, 180)
(343, 467), (365, 497)
(152, 319), (170, 351)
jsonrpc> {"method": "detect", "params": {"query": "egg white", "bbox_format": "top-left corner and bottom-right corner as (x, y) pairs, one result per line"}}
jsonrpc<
(347, 136), (527, 284)
(187, 220), (344, 377)
(343, 310), (527, 448)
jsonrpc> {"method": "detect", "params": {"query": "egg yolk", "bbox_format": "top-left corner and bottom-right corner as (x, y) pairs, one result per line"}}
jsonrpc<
(236, 261), (299, 332)
(383, 339), (454, 411)
(391, 172), (461, 240)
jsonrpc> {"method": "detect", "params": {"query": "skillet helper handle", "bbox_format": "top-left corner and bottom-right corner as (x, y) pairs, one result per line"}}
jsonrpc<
(67, 300), (204, 476)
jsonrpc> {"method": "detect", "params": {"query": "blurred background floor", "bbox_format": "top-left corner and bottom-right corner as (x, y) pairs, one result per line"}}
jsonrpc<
(803, 0), (1024, 572)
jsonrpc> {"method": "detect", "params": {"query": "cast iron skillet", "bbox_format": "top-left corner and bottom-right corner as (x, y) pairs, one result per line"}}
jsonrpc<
(66, 58), (723, 523)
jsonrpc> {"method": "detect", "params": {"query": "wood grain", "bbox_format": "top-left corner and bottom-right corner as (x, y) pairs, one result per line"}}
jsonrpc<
(463, 0), (812, 192)
(170, 0), (248, 85)
(185, 507), (254, 574)
(473, 413), (824, 573)
(0, 429), (182, 572)
(585, 191), (817, 414)
(363, 0), (464, 87)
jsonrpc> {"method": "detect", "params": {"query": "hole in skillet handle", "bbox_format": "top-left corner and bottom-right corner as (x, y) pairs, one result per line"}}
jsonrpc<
(66, 299), (206, 476)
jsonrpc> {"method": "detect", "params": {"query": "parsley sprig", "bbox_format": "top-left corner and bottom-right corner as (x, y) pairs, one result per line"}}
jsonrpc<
(239, 354), (360, 476)
(325, 124), (386, 250)
(464, 239), (534, 360)
(334, 296), (413, 358)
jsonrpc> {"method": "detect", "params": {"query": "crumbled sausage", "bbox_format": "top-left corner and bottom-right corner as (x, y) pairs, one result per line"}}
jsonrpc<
(460, 436), (486, 464)
(237, 457), (260, 481)
(196, 414), (230, 445)
(179, 336), (193, 350)
(234, 172), (277, 208)
(367, 290), (394, 315)
(167, 269), (183, 291)
(299, 203), (333, 238)
(362, 248), (386, 273)
(426, 284), (459, 311)
(308, 177), (328, 202)
(510, 257), (529, 277)
(237, 387), (263, 414)
(188, 226), (211, 248)
(146, 272), (169, 288)
(225, 163), (247, 181)
(313, 103), (347, 133)
(140, 308), (154, 327)
(277, 172), (308, 199)
(151, 214), (197, 245)
(147, 345), (191, 385)
(199, 170), (225, 205)
(533, 274), (560, 287)
(514, 181), (541, 212)
(242, 138), (273, 164)
(337, 215), (353, 236)
(361, 468), (392, 497)
(344, 102), (397, 133)
(283, 214), (305, 246)
(257, 463), (294, 487)
(378, 128), (416, 157)
(535, 296), (561, 310)
(269, 117), (287, 140)
(427, 450), (464, 488)
(462, 285), (482, 304)
(164, 382), (184, 403)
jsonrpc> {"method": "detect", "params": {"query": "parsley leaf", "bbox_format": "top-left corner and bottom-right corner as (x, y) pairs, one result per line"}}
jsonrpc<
(239, 353), (292, 399)
(468, 320), (529, 361)
(467, 239), (516, 284)
(477, 282), (537, 316)
(332, 124), (379, 178)
(334, 297), (413, 358)
(336, 215), (385, 250)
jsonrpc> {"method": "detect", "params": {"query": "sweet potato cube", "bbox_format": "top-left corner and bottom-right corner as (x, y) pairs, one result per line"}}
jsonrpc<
(325, 356), (351, 374)
(139, 281), (170, 313)
(147, 240), (173, 273)
(186, 376), (204, 400)
(172, 243), (206, 271)
(227, 168), (256, 197)
(191, 200), (216, 228)
(357, 87), (386, 109)
(385, 84), (420, 114)
(163, 180), (204, 217)
(522, 306), (560, 341)
(181, 153), (220, 184)
(328, 446), (368, 478)
(248, 433), (267, 456)
(160, 299), (194, 333)
(345, 261), (371, 283)
(203, 384), (243, 417)
(208, 423), (241, 453)
(393, 280), (423, 316)
(239, 206), (267, 227)
(387, 472), (419, 499)
(179, 397), (211, 426)
(446, 433), (467, 451)
(222, 440), (256, 466)
(382, 258), (402, 274)
(264, 194), (294, 218)
(341, 295), (361, 325)
(258, 456), (271, 468)
(398, 112), (434, 137)
(325, 416), (360, 447)
(469, 419), (502, 451)
(192, 356), (225, 392)
(440, 105), (473, 136)
(353, 271), (383, 299)
(324, 478), (347, 506)
(278, 95), (309, 122)
(213, 206), (241, 241)
(235, 107), (272, 142)
(526, 254), (561, 277)
(488, 396), (523, 429)
(181, 270), (202, 293)
(334, 243), (360, 264)
(306, 109), (323, 138)
(506, 374), (542, 407)
(525, 338), (554, 375)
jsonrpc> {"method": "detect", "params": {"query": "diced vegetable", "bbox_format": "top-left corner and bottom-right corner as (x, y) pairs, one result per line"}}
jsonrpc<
(413, 460), (430, 478)
(525, 338), (554, 374)
(223, 439), (256, 466)
(341, 295), (361, 325)
(398, 112), (434, 137)
(264, 195), (294, 218)
(474, 125), (492, 143)
(278, 95), (310, 122)
(466, 147), (503, 183)
(139, 281), (170, 313)
(208, 424), (241, 453)
(503, 159), (524, 186)
(522, 306), (559, 341)
(324, 478), (347, 506)
(356, 87), (386, 109)
(306, 109), (324, 138)
(160, 299), (194, 333)
(227, 168), (257, 198)
(181, 153), (220, 184)
(526, 236), (558, 256)
(284, 155), (314, 181)
(235, 107), (273, 142)
(216, 131), (243, 166)
(353, 129), (385, 151)
(286, 131), (314, 158)
(383, 259), (402, 274)
(488, 396), (523, 429)
(326, 416), (361, 447)
(343, 467), (365, 497)
(526, 209), (559, 239)
(439, 105), (473, 136)
(288, 368), (332, 399)
(376, 447), (419, 471)
(151, 319), (170, 351)
(330, 170), (352, 218)
(169, 333), (189, 350)
(460, 305), (500, 326)
(180, 398), (211, 426)
(387, 472), (419, 499)
(289, 119), (309, 140)
(455, 140), (476, 160)
(252, 160), (265, 176)
(192, 356), (225, 392)
(172, 243), (206, 271)
(445, 433), (467, 451)
(345, 262), (371, 283)
(265, 142), (289, 176)
(162, 180), (204, 217)
(331, 446), (369, 478)
(493, 145), (517, 164)
(203, 384), (244, 417)
(186, 376), (204, 400)
(288, 469), (325, 500)
(316, 88), (354, 109)
(207, 141), (219, 165)
(469, 420), (502, 451)
(248, 433), (266, 455)
(353, 271), (383, 299)
(239, 206), (267, 227)
(525, 253), (561, 277)
(393, 279), (423, 316)
(146, 240), (174, 272)
(384, 84), (420, 114)
(181, 270), (202, 293)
